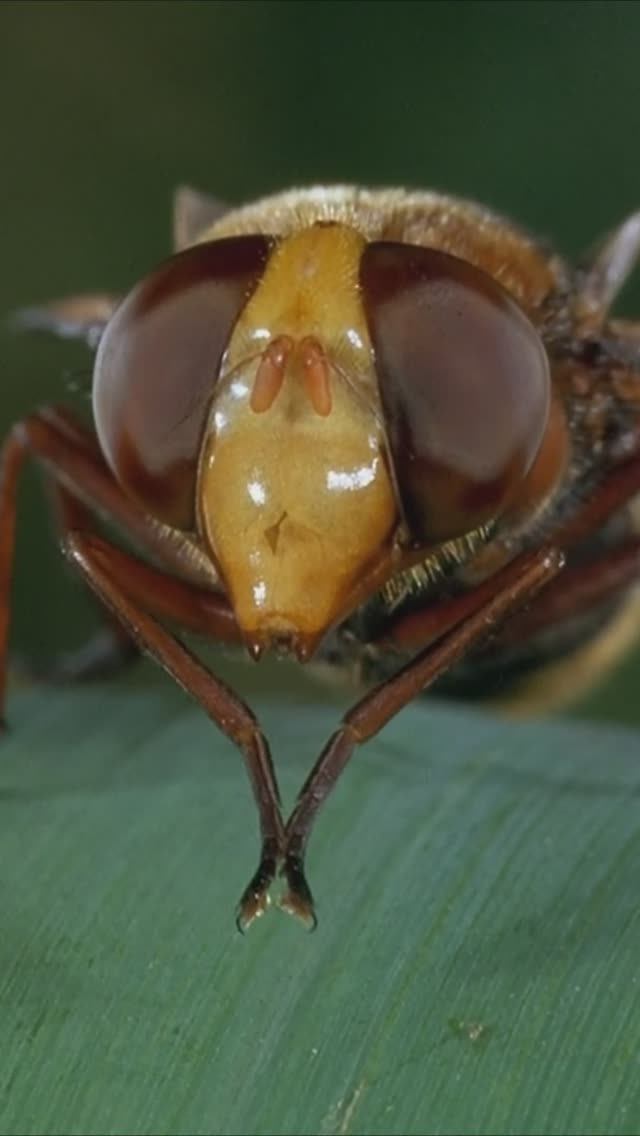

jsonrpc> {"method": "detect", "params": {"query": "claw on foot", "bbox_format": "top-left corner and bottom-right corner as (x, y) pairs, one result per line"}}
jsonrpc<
(235, 855), (277, 933)
(236, 885), (272, 933)
(278, 855), (318, 931)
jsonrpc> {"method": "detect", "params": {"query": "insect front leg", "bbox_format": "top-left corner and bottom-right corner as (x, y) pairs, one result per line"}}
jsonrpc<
(64, 526), (285, 931)
(0, 409), (284, 926)
(0, 406), (243, 694)
(379, 449), (640, 719)
(385, 452), (640, 657)
(31, 479), (142, 685)
(0, 409), (144, 696)
(280, 548), (563, 927)
(485, 536), (640, 653)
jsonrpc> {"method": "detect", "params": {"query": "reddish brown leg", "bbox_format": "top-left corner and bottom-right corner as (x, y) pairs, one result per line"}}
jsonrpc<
(280, 548), (563, 925)
(64, 528), (285, 930)
(380, 451), (640, 654)
(382, 538), (640, 658)
(473, 452), (640, 651)
(558, 453), (640, 550)
(49, 480), (240, 671)
(0, 408), (242, 713)
(485, 537), (640, 651)
(281, 452), (640, 925)
(34, 478), (140, 683)
(0, 412), (280, 926)
(4, 405), (228, 574)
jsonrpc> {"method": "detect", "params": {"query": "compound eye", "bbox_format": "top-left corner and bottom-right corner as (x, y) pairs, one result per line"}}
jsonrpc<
(360, 241), (550, 545)
(93, 234), (272, 530)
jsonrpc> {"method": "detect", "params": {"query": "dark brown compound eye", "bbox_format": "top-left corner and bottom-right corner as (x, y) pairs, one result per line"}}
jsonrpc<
(92, 234), (273, 529)
(360, 241), (551, 546)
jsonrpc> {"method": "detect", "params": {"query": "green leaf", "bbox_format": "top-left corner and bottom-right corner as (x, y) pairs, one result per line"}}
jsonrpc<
(0, 674), (639, 1136)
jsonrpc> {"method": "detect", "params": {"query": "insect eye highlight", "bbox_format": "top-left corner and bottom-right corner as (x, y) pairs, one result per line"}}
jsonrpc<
(92, 234), (273, 530)
(359, 240), (551, 545)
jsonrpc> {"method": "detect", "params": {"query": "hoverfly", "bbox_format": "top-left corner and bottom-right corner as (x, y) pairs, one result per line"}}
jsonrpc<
(3, 184), (640, 930)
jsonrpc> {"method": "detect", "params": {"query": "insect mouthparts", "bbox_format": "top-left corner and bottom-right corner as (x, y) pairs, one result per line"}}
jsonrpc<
(244, 623), (314, 664)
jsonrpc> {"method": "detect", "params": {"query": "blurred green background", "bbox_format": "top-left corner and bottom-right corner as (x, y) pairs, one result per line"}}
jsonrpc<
(1, 0), (640, 725)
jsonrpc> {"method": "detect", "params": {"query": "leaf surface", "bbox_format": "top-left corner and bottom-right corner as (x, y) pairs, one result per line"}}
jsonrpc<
(0, 680), (638, 1136)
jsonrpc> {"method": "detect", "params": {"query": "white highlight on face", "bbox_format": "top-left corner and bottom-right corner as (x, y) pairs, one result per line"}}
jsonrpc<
(326, 461), (377, 492)
(230, 379), (249, 399)
(247, 479), (266, 506)
(252, 581), (267, 607)
(346, 326), (364, 351)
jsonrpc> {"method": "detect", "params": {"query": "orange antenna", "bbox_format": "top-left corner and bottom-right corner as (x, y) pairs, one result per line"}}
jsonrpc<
(250, 335), (293, 413)
(300, 336), (332, 417)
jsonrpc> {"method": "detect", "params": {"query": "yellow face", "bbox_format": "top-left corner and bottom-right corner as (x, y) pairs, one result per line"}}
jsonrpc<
(92, 186), (557, 662)
(196, 223), (399, 657)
